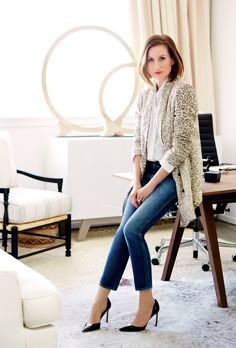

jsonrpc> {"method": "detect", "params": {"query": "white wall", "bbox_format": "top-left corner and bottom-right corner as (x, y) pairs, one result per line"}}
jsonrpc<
(211, 0), (236, 224)
(211, 0), (236, 162)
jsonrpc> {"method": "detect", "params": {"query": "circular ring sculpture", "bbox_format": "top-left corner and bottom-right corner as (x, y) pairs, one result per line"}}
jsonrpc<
(42, 25), (139, 135)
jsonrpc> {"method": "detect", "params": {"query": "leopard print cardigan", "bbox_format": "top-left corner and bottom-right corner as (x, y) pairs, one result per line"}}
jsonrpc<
(132, 79), (203, 227)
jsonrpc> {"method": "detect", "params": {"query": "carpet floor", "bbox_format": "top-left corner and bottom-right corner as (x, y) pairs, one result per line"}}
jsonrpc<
(22, 220), (236, 348)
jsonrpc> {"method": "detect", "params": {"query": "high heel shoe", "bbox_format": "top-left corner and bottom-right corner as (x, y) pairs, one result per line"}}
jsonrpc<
(82, 297), (111, 333)
(119, 299), (159, 332)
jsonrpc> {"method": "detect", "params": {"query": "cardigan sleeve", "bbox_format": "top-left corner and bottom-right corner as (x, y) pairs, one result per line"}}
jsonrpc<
(162, 83), (199, 168)
(132, 90), (143, 157)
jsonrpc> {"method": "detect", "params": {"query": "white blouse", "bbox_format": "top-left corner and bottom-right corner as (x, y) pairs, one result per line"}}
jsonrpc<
(147, 81), (174, 173)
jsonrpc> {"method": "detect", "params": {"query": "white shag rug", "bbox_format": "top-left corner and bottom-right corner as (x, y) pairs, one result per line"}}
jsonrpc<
(22, 222), (236, 348)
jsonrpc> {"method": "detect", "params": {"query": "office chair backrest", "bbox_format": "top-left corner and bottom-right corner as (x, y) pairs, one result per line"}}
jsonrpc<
(198, 113), (219, 166)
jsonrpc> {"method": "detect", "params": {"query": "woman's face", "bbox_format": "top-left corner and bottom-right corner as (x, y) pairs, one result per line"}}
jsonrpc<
(146, 44), (174, 87)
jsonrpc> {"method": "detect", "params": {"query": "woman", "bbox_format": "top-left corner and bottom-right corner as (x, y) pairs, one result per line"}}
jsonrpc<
(82, 34), (202, 333)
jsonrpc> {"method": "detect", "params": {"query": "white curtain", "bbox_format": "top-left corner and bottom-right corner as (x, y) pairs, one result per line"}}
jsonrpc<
(129, 0), (215, 121)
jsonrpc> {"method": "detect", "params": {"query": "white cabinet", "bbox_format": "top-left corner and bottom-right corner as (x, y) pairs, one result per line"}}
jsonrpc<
(47, 136), (133, 239)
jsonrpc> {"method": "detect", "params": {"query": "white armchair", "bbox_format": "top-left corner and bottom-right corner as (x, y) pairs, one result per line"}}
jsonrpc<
(0, 248), (62, 348)
(0, 130), (72, 259)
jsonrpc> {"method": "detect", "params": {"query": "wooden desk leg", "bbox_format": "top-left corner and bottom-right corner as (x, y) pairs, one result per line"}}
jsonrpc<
(199, 201), (228, 308)
(161, 210), (185, 281)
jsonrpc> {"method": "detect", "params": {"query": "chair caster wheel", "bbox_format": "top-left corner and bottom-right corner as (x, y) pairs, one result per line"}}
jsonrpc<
(202, 263), (210, 272)
(151, 258), (160, 265)
(155, 246), (160, 252)
(232, 254), (236, 262)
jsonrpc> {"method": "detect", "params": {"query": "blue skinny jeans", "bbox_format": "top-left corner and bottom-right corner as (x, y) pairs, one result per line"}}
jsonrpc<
(99, 161), (177, 291)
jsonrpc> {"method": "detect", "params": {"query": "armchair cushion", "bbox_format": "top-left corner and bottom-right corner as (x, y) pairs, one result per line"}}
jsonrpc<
(0, 248), (62, 328)
(0, 187), (71, 224)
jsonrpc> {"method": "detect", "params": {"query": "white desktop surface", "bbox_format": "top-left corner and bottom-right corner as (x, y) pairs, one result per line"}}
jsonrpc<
(112, 172), (132, 181)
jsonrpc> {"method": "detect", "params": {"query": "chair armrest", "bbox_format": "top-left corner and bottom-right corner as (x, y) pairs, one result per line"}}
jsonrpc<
(0, 188), (10, 193)
(17, 170), (63, 192)
(0, 271), (26, 348)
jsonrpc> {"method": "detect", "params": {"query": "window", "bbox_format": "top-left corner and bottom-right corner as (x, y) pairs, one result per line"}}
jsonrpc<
(0, 0), (136, 129)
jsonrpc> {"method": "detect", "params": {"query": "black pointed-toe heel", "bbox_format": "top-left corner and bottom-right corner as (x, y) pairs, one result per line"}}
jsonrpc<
(119, 299), (160, 332)
(82, 297), (111, 333)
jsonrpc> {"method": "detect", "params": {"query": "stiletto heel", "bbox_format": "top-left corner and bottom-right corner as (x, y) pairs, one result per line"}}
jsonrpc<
(154, 311), (158, 327)
(119, 299), (160, 332)
(105, 308), (109, 322)
(82, 298), (111, 333)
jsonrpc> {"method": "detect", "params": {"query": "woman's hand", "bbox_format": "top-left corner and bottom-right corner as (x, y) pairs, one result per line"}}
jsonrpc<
(136, 182), (155, 205)
(135, 167), (169, 205)
(130, 182), (156, 207)
(130, 183), (142, 208)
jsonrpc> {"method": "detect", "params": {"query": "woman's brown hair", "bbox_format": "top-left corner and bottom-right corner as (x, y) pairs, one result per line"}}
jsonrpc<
(138, 34), (184, 86)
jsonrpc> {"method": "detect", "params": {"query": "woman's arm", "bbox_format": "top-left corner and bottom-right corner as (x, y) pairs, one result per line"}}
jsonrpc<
(131, 156), (170, 206)
(136, 166), (169, 204)
(129, 90), (144, 208)
(130, 154), (142, 208)
(132, 89), (145, 157)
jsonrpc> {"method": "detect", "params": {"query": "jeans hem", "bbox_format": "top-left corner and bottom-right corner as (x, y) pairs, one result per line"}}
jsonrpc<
(135, 286), (152, 291)
(99, 282), (118, 291)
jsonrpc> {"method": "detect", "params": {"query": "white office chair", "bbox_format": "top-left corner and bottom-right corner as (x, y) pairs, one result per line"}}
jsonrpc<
(0, 131), (72, 259)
